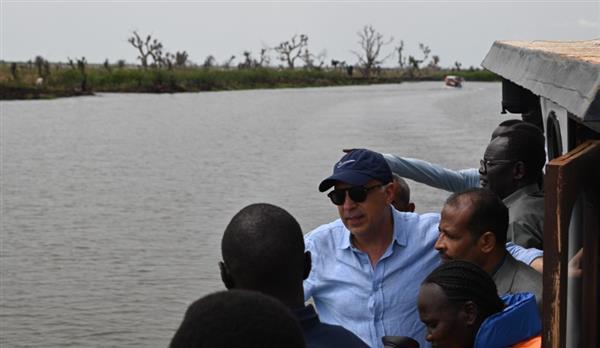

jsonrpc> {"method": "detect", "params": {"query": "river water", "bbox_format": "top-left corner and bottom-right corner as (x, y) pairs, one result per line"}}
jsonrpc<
(1, 82), (503, 347)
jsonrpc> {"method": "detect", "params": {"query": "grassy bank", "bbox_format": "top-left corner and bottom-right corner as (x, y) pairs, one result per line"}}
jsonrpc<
(0, 62), (499, 100)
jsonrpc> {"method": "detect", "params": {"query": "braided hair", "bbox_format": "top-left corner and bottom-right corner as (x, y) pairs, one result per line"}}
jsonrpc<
(423, 260), (504, 320)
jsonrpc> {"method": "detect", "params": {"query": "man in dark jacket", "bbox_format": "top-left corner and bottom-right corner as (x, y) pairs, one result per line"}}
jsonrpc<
(220, 203), (369, 348)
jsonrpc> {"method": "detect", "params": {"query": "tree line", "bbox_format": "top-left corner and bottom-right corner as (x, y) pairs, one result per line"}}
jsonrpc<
(124, 24), (467, 77)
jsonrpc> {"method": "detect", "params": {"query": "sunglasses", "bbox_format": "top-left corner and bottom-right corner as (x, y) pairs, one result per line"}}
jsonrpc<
(327, 184), (385, 205)
(479, 158), (516, 173)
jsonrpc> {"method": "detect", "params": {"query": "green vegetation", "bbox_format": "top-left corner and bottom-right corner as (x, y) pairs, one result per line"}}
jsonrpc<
(0, 60), (498, 100)
(0, 27), (500, 100)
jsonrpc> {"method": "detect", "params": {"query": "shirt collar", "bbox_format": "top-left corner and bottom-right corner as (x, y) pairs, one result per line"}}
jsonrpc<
(503, 183), (541, 205)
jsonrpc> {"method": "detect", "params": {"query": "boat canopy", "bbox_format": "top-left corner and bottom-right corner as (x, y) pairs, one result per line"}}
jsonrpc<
(481, 40), (600, 120)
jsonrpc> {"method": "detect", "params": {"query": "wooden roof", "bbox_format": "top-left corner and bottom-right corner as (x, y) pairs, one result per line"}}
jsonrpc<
(482, 40), (600, 120)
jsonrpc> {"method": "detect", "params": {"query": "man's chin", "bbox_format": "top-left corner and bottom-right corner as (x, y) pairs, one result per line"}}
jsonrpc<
(440, 255), (453, 263)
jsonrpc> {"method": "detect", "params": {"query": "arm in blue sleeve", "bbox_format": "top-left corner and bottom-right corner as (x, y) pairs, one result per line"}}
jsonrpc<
(383, 153), (480, 193)
(506, 242), (543, 266)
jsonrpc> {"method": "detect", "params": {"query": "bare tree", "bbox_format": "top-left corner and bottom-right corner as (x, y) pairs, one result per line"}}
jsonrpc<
(351, 25), (393, 77)
(203, 55), (216, 69)
(274, 34), (308, 69)
(396, 40), (406, 69)
(222, 55), (236, 69)
(10, 62), (18, 81)
(34, 55), (45, 77)
(419, 43), (431, 63)
(240, 51), (253, 69)
(428, 55), (440, 69)
(103, 59), (112, 72)
(174, 51), (189, 67)
(407, 43), (432, 71)
(257, 48), (270, 67)
(127, 31), (163, 69)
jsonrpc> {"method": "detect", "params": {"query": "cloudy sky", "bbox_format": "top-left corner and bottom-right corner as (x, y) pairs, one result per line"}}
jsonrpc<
(2, 0), (599, 68)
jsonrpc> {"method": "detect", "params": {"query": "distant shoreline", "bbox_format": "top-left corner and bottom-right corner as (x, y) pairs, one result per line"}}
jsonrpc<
(0, 65), (499, 100)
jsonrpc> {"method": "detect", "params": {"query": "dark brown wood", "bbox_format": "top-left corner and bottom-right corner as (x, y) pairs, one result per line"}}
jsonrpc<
(543, 140), (600, 348)
(581, 187), (599, 348)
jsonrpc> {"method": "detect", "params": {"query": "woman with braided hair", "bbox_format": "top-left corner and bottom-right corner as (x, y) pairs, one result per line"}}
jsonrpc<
(417, 260), (541, 348)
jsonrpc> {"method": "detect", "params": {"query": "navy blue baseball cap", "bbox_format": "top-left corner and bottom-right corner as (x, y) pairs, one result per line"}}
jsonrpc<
(319, 149), (393, 192)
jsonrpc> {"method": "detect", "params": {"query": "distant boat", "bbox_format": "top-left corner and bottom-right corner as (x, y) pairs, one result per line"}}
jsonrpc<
(444, 75), (464, 88)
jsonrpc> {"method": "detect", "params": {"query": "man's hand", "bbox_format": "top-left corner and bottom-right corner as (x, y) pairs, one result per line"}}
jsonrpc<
(568, 248), (583, 278)
(529, 247), (583, 278)
(530, 257), (543, 273)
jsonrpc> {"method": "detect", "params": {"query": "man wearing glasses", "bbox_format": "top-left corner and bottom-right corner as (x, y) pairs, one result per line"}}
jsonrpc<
(303, 148), (441, 348)
(383, 121), (545, 250)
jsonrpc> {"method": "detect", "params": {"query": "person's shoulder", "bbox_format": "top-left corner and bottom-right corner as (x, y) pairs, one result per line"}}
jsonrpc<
(394, 210), (440, 224)
(399, 211), (440, 232)
(393, 210), (440, 246)
(306, 321), (370, 348)
(305, 219), (344, 239)
(304, 219), (347, 250)
(513, 256), (542, 280)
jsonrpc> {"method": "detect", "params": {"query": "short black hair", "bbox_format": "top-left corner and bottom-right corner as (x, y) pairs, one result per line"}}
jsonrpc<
(494, 122), (546, 185)
(491, 119), (523, 139)
(497, 119), (523, 128)
(169, 290), (305, 348)
(221, 203), (305, 295)
(423, 260), (504, 321)
(444, 188), (508, 245)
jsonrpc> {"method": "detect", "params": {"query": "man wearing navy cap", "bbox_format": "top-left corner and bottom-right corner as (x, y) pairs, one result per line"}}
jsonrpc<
(304, 149), (441, 348)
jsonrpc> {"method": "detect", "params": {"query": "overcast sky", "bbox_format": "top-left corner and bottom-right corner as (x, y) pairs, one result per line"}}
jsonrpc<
(2, 0), (599, 68)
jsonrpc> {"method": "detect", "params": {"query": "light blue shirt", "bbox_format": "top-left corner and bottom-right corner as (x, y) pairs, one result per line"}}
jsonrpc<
(304, 209), (543, 348)
(304, 209), (440, 348)
(383, 153), (480, 193)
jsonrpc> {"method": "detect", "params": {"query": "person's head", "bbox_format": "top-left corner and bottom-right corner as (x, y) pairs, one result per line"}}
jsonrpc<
(435, 188), (508, 270)
(417, 261), (504, 348)
(479, 123), (545, 199)
(490, 119), (522, 139)
(220, 203), (309, 307)
(170, 289), (305, 348)
(319, 149), (395, 238)
(392, 174), (415, 212)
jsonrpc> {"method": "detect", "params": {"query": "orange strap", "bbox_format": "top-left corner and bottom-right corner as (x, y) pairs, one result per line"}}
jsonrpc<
(511, 335), (541, 348)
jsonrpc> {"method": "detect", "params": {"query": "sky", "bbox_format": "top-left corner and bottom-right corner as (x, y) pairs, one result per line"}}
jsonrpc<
(1, 0), (599, 69)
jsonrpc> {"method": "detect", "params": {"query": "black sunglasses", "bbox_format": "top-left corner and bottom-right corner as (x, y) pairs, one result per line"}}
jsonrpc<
(327, 184), (385, 205)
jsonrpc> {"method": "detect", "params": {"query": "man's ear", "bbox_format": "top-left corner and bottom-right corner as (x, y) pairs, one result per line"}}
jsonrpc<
(303, 251), (312, 280)
(462, 301), (479, 326)
(513, 161), (526, 180)
(384, 183), (396, 204)
(407, 202), (416, 213)
(219, 261), (235, 289)
(478, 231), (497, 254)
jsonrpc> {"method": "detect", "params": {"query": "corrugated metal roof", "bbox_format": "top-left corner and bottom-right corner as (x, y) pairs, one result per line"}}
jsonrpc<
(481, 40), (600, 120)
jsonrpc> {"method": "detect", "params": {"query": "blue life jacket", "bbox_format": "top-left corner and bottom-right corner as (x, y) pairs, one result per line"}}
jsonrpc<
(474, 292), (541, 348)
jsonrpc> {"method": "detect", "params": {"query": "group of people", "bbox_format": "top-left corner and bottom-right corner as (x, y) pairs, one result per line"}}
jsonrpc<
(169, 119), (548, 348)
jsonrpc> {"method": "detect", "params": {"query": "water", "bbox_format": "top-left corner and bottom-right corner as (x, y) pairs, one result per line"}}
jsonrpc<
(1, 82), (503, 347)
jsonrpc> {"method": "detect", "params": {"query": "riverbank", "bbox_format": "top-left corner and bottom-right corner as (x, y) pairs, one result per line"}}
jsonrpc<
(0, 64), (498, 100)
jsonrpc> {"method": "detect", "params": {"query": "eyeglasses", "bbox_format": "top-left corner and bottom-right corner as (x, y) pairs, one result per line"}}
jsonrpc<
(479, 158), (516, 173)
(327, 184), (385, 205)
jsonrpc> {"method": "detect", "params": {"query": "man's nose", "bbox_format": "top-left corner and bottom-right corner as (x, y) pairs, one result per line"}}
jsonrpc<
(434, 235), (444, 251)
(342, 191), (357, 210)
